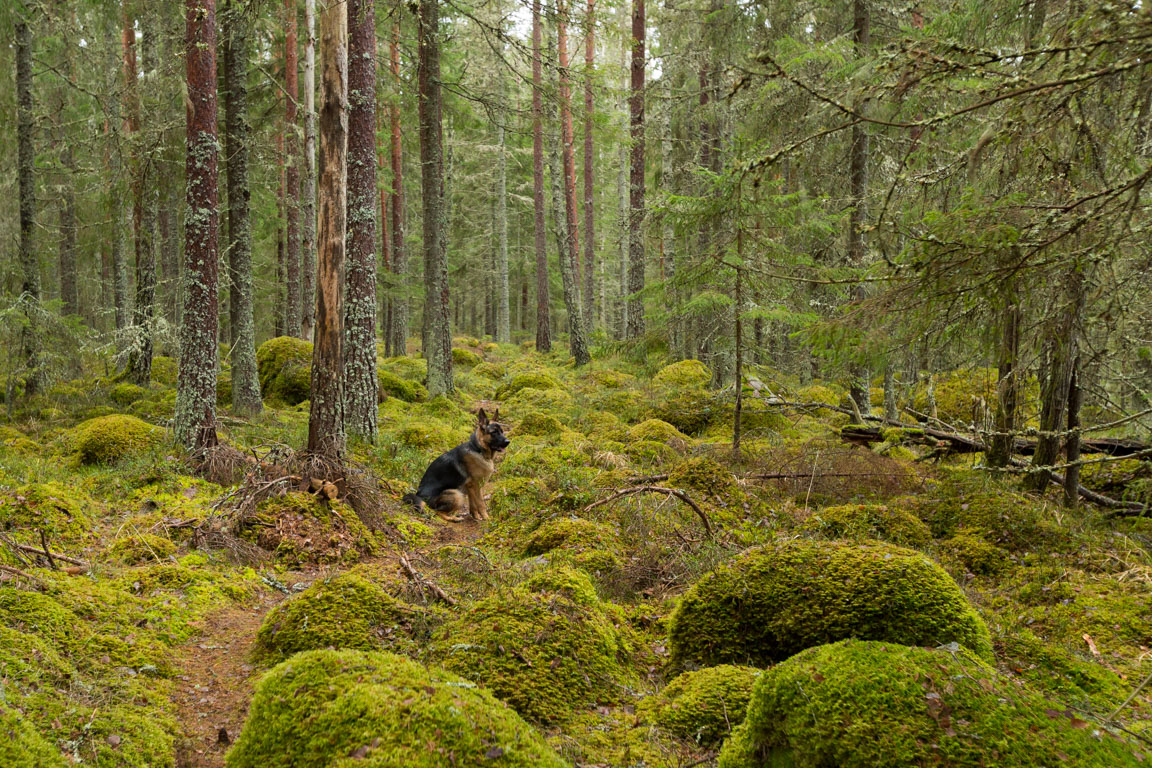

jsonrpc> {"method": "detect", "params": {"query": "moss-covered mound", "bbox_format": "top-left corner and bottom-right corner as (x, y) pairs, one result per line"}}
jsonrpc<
(718, 640), (1143, 768)
(74, 414), (164, 464)
(225, 649), (566, 768)
(0, 482), (95, 546)
(628, 419), (689, 444)
(434, 581), (633, 723)
(903, 480), (1070, 553)
(638, 665), (760, 746)
(150, 355), (178, 387)
(377, 367), (427, 402)
(106, 533), (176, 565)
(0, 708), (66, 768)
(801, 503), (933, 549)
(517, 410), (566, 436)
(495, 370), (564, 400)
(653, 360), (711, 388)
(939, 529), (1012, 576)
(240, 492), (378, 566)
(109, 381), (148, 406)
(649, 360), (715, 435)
(256, 336), (313, 405)
(254, 574), (420, 664)
(667, 540), (991, 670)
(523, 517), (623, 573)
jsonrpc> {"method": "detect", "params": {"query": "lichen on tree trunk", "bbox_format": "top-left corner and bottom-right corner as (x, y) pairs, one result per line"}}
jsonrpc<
(625, 0), (646, 341)
(301, 0), (318, 340)
(284, 0), (303, 338)
(388, 16), (408, 356)
(531, 0), (551, 353)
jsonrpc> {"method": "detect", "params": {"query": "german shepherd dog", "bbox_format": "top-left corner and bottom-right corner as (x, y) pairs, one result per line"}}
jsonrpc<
(403, 409), (510, 521)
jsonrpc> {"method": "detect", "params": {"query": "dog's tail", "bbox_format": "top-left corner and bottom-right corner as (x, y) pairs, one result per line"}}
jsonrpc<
(402, 492), (423, 510)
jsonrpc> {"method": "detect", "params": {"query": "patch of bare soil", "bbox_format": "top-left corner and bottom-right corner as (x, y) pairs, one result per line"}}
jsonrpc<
(172, 587), (288, 768)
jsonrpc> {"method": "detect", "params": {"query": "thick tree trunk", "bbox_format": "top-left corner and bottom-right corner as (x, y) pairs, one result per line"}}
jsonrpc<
(625, 0), (646, 339)
(494, 73), (511, 344)
(557, 0), (591, 365)
(581, 0), (596, 333)
(276, 127), (285, 337)
(223, 0), (262, 416)
(418, 0), (454, 394)
(388, 17), (409, 355)
(284, 0), (302, 337)
(378, 90), (392, 353)
(847, 0), (870, 415)
(17, 16), (41, 393)
(125, 9), (156, 387)
(532, 0), (552, 353)
(344, 0), (379, 441)
(176, 0), (221, 451)
(302, 0), (318, 340)
(307, 0), (349, 459)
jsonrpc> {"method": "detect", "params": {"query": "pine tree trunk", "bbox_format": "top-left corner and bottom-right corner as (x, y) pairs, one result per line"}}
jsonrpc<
(581, 0), (596, 333)
(307, 0), (348, 459)
(344, 0), (379, 441)
(388, 17), (408, 355)
(847, 0), (870, 415)
(276, 127), (285, 337)
(223, 0), (262, 416)
(625, 0), (646, 339)
(16, 15), (41, 393)
(616, 32), (628, 340)
(495, 72), (511, 344)
(125, 8), (156, 386)
(378, 91), (392, 354)
(557, 0), (591, 365)
(418, 0), (454, 394)
(176, 0), (220, 451)
(283, 0), (302, 337)
(532, 0), (552, 353)
(302, 0), (318, 340)
(159, 179), (180, 329)
(58, 141), (78, 317)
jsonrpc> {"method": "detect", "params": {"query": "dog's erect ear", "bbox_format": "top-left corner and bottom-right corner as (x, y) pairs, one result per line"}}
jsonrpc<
(477, 408), (489, 427)
(493, 408), (500, 422)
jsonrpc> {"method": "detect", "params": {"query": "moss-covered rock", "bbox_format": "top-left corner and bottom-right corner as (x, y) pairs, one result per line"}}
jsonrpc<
(628, 419), (689, 444)
(653, 360), (711, 388)
(107, 533), (177, 565)
(226, 649), (566, 768)
(435, 582), (633, 723)
(506, 386), (574, 413)
(521, 564), (602, 607)
(254, 574), (420, 664)
(517, 410), (566, 436)
(800, 503), (933, 549)
(256, 336), (314, 405)
(667, 540), (991, 670)
(0, 482), (95, 546)
(904, 483), (1071, 553)
(939, 528), (1011, 576)
(74, 414), (164, 464)
(377, 367), (427, 403)
(718, 639), (1142, 768)
(495, 370), (564, 400)
(0, 708), (66, 768)
(668, 457), (740, 499)
(638, 665), (761, 746)
(109, 381), (149, 406)
(911, 368), (998, 427)
(379, 355), (427, 382)
(452, 347), (483, 367)
(239, 492), (378, 567)
(524, 517), (622, 561)
(150, 355), (178, 387)
(471, 361), (506, 380)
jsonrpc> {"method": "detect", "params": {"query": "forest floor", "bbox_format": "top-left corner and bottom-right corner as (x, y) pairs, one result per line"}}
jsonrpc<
(1, 340), (1151, 767)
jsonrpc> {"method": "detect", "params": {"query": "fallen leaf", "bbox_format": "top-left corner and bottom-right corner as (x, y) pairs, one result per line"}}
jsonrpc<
(485, 747), (504, 759)
(106, 734), (122, 748)
(1083, 634), (1100, 658)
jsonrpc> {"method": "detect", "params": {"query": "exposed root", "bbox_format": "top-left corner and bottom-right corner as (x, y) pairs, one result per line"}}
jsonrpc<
(398, 553), (457, 606)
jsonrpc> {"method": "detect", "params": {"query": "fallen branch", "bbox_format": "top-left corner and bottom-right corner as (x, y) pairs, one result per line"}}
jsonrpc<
(13, 540), (87, 567)
(0, 563), (45, 585)
(398, 554), (456, 606)
(583, 486), (714, 539)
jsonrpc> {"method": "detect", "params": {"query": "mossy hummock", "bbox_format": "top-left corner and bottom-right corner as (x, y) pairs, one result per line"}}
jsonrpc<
(0, 708), (67, 768)
(667, 539), (992, 670)
(240, 492), (378, 566)
(0, 482), (95, 547)
(800, 503), (933, 549)
(255, 336), (313, 405)
(718, 640), (1143, 768)
(73, 414), (164, 464)
(254, 574), (420, 664)
(225, 649), (566, 768)
(638, 664), (761, 746)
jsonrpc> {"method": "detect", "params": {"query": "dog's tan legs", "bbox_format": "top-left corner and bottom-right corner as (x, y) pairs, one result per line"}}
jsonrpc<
(430, 489), (466, 520)
(465, 479), (488, 521)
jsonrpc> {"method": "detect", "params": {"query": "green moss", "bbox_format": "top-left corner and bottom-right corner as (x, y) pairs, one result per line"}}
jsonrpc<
(521, 564), (602, 607)
(794, 383), (844, 409)
(255, 574), (420, 664)
(653, 360), (711, 388)
(911, 368), (999, 426)
(524, 517), (622, 560)
(624, 439), (680, 468)
(518, 410), (566, 436)
(240, 492), (379, 567)
(73, 414), (164, 464)
(391, 514), (436, 549)
(107, 533), (177, 565)
(471, 361), (506, 380)
(0, 708), (66, 768)
(394, 417), (459, 451)
(628, 419), (689, 444)
(435, 583), (634, 723)
(939, 528), (1011, 576)
(718, 639), (1143, 768)
(667, 540), (992, 670)
(506, 386), (574, 413)
(668, 457), (740, 499)
(379, 355), (428, 382)
(377, 367), (427, 402)
(495, 370), (564, 400)
(999, 629), (1127, 710)
(452, 347), (483, 367)
(903, 483), (1071, 553)
(150, 355), (178, 387)
(800, 503), (933, 549)
(0, 482), (95, 546)
(256, 336), (314, 405)
(226, 648), (566, 768)
(109, 381), (149, 406)
(638, 665), (761, 746)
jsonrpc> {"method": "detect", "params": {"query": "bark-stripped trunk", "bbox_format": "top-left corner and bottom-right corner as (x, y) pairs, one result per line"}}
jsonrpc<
(302, 0), (318, 340)
(307, 0), (349, 458)
(344, 0), (379, 441)
(581, 0), (596, 333)
(625, 0), (646, 339)
(846, 0), (870, 415)
(557, 0), (591, 365)
(284, 0), (302, 337)
(176, 0), (220, 451)
(125, 9), (156, 386)
(223, 0), (262, 416)
(17, 16), (41, 392)
(495, 72), (511, 344)
(388, 17), (408, 355)
(988, 296), (1021, 468)
(532, 0), (552, 353)
(418, 0), (453, 394)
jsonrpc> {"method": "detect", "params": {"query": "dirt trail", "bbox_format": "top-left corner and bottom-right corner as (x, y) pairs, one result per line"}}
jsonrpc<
(172, 587), (288, 768)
